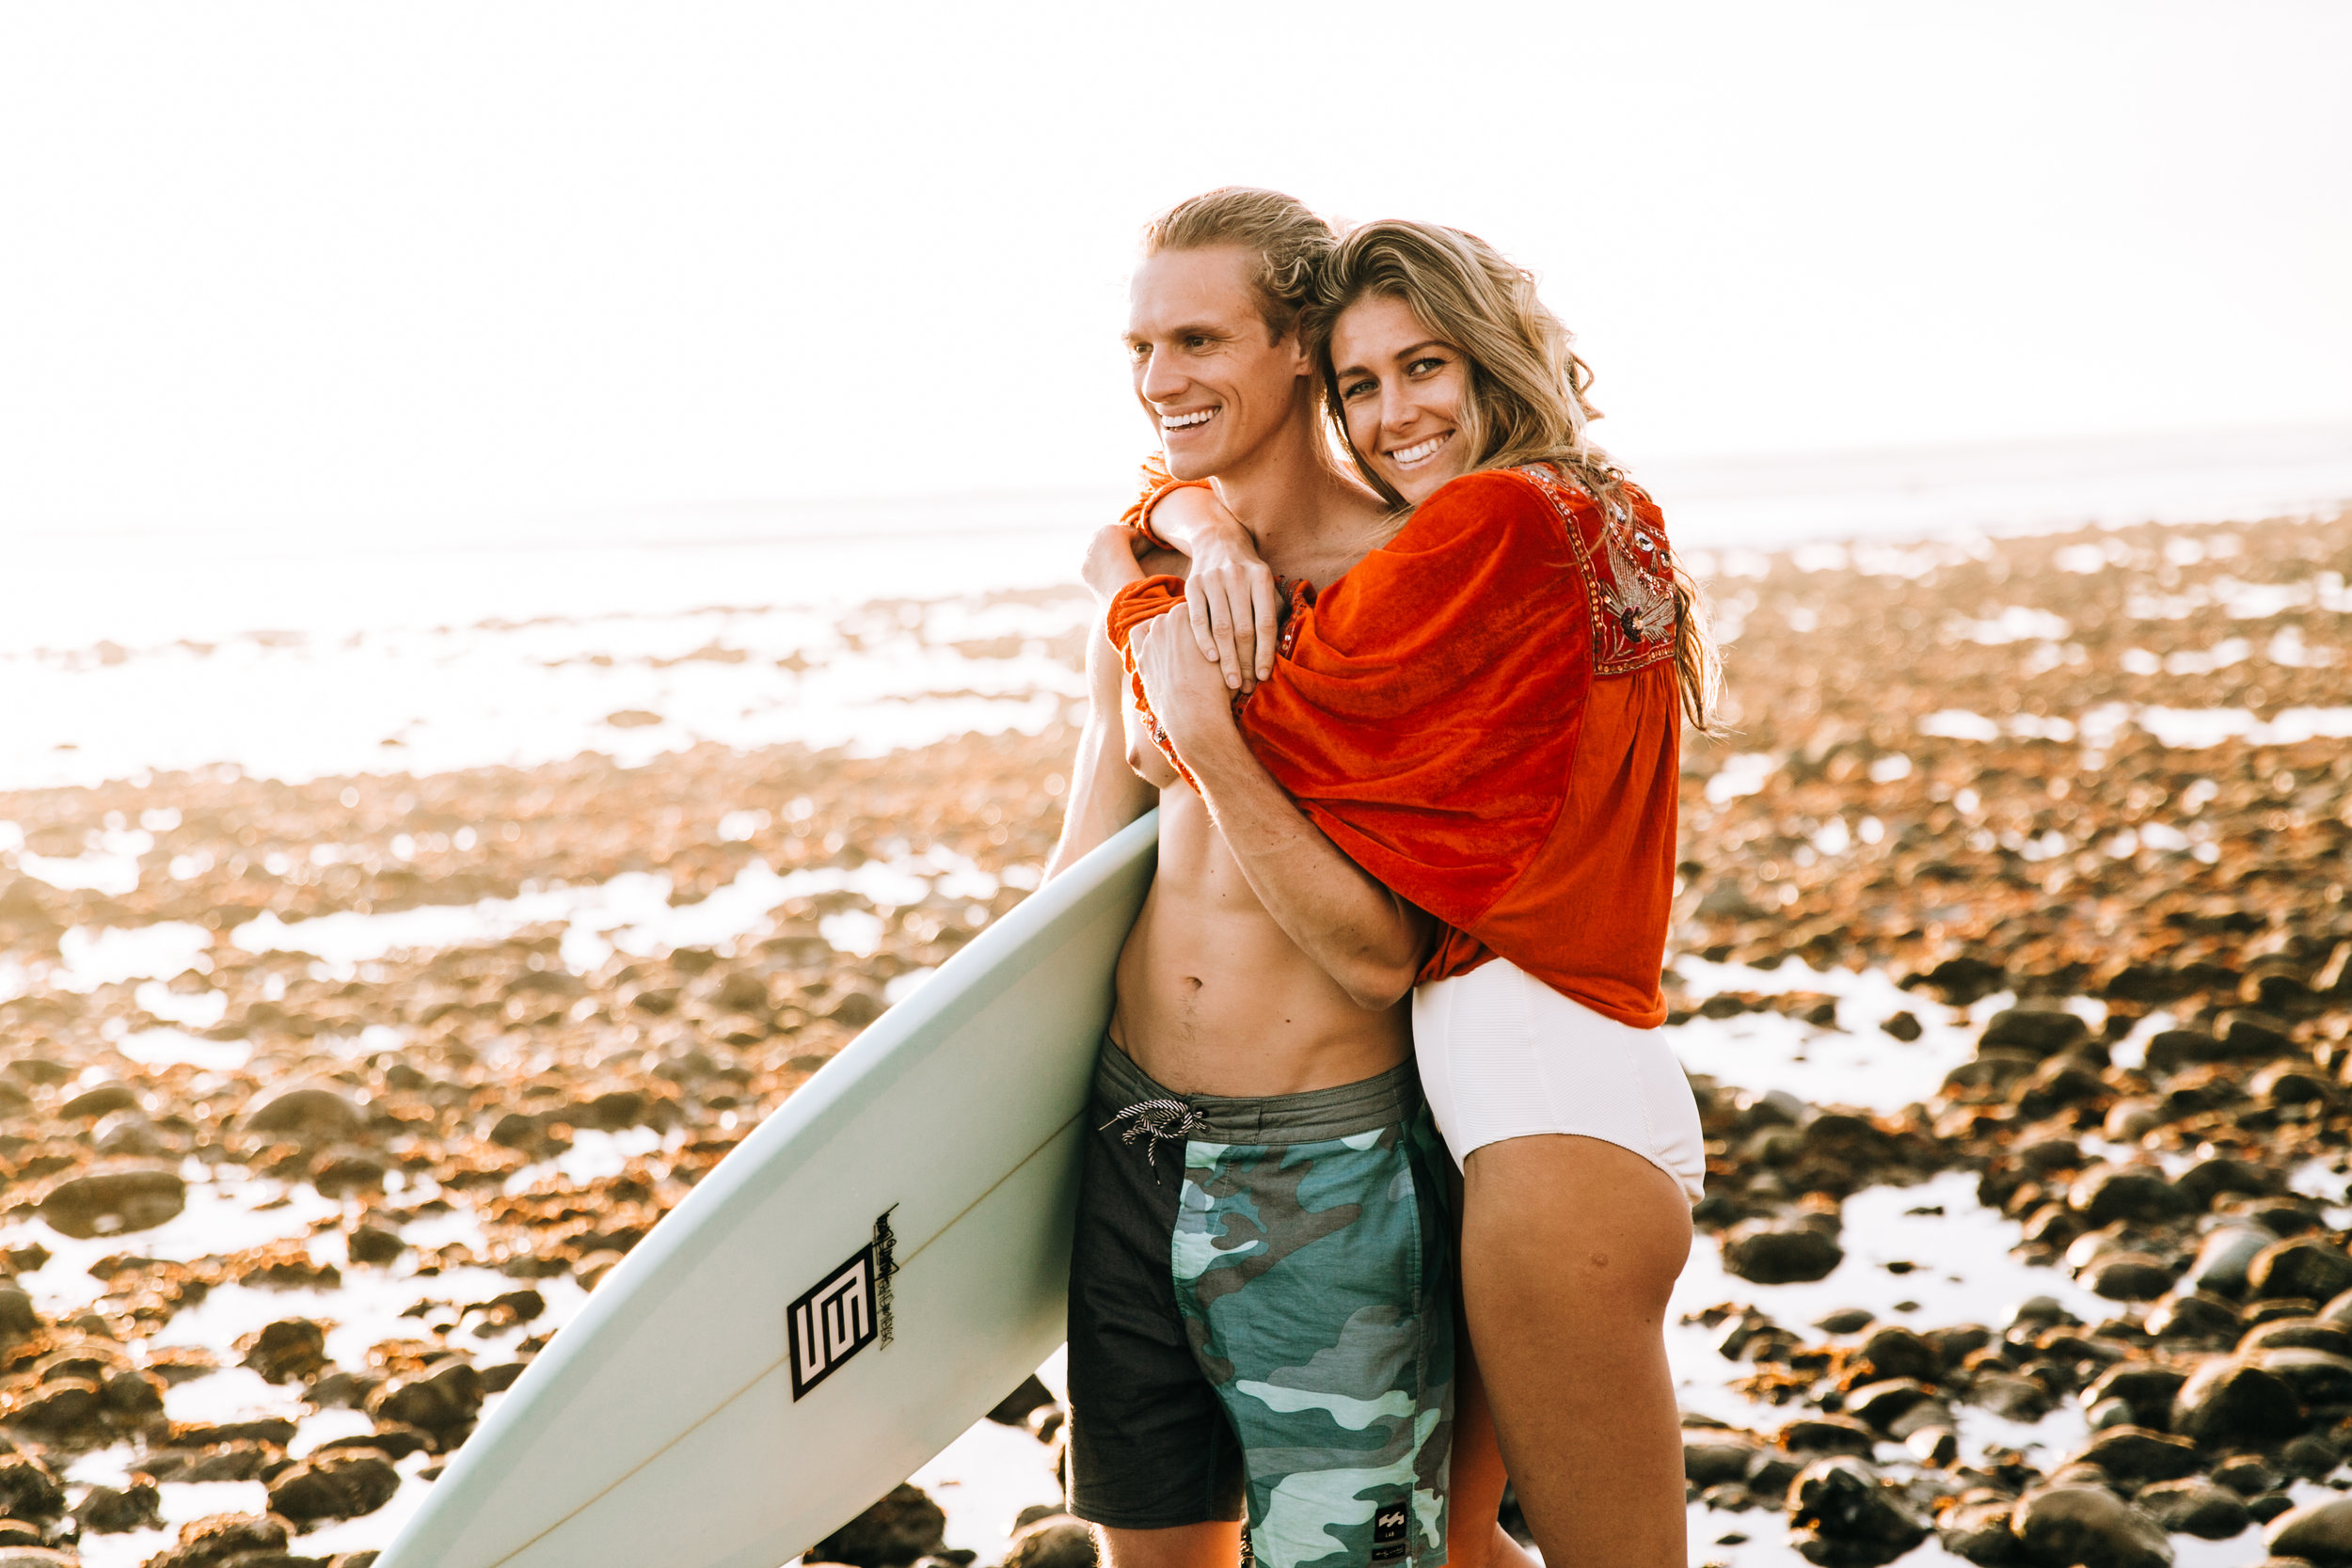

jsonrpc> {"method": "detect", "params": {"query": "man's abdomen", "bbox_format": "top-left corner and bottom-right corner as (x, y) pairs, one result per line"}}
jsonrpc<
(1108, 797), (1408, 1097)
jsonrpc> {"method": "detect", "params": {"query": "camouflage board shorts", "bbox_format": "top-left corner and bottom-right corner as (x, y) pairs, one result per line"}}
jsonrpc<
(1065, 1039), (1454, 1568)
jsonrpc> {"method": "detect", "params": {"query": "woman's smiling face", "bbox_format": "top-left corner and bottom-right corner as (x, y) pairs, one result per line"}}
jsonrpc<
(1328, 293), (1470, 505)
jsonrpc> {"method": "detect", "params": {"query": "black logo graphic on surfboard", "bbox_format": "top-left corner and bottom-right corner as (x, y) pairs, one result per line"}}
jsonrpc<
(788, 1210), (898, 1400)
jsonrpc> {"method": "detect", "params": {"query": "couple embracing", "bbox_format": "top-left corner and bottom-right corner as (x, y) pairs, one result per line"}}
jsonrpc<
(1042, 187), (1721, 1568)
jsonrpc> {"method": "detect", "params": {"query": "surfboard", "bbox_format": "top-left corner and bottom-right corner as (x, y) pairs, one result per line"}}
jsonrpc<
(373, 810), (1160, 1568)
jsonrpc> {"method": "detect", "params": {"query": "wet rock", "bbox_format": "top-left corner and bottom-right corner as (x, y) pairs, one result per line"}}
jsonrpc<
(167, 1417), (299, 1449)
(1002, 1515), (1095, 1568)
(60, 1082), (140, 1120)
(1853, 1326), (1938, 1383)
(2068, 1165), (2189, 1226)
(244, 1086), (365, 1144)
(0, 1455), (65, 1520)
(2254, 1062), (2334, 1105)
(240, 1320), (327, 1386)
(346, 1225), (405, 1266)
(2083, 1253), (2177, 1302)
(2251, 1239), (2352, 1304)
(2268, 1497), (2352, 1564)
(2009, 1483), (2172, 1568)
(266, 1448), (401, 1522)
(2135, 1479), (2249, 1540)
(2248, 1347), (2352, 1408)
(1816, 1308), (1877, 1335)
(40, 1164), (186, 1239)
(1686, 1433), (1767, 1485)
(140, 1511), (294, 1568)
(2177, 1155), (2276, 1207)
(75, 1476), (164, 1532)
(807, 1481), (949, 1568)
(8, 1377), (103, 1437)
(1941, 1496), (2023, 1565)
(2145, 1030), (2222, 1076)
(1969, 1373), (2053, 1422)
(1786, 1456), (1930, 1567)
(2074, 1427), (2198, 1483)
(304, 1370), (382, 1410)
(1904, 1423), (1959, 1465)
(103, 1368), (165, 1416)
(0, 1550), (81, 1568)
(2083, 1364), (2186, 1428)
(2217, 1009), (2295, 1057)
(313, 1151), (389, 1197)
(713, 971), (773, 1014)
(1913, 956), (2007, 1006)
(2241, 1197), (2326, 1237)
(364, 1361), (483, 1439)
(1881, 1012), (1923, 1042)
(1844, 1379), (1936, 1431)
(2148, 1290), (2241, 1343)
(1981, 1009), (2090, 1056)
(2173, 1358), (2303, 1444)
(1723, 1220), (1844, 1284)
(1781, 1416), (1880, 1456)
(0, 1286), (40, 1341)
(2281, 1432), (2345, 1481)
(2190, 1225), (2278, 1296)
(2214, 1454), (2283, 1495)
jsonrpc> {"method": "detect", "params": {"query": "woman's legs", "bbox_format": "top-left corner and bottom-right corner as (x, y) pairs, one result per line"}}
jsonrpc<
(1458, 1132), (1692, 1568)
(1445, 1333), (1540, 1568)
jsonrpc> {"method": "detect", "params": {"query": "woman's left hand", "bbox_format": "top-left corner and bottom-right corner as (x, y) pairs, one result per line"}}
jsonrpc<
(1129, 612), (1238, 756)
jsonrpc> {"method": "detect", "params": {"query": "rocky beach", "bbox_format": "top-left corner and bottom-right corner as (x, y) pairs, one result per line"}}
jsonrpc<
(0, 498), (2348, 1568)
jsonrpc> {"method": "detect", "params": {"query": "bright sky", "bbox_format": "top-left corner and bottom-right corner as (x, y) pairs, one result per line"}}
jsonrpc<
(2, 2), (2346, 530)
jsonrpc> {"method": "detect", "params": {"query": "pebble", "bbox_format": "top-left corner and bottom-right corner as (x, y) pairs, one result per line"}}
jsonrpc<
(2271, 1497), (2352, 1565)
(808, 1482), (950, 1568)
(37, 1164), (187, 1239)
(1786, 1456), (1929, 1566)
(1001, 1516), (1096, 1568)
(2008, 1483), (2174, 1568)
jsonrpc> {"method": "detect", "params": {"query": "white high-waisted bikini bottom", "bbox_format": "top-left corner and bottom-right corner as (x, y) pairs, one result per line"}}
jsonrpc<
(1412, 958), (1708, 1200)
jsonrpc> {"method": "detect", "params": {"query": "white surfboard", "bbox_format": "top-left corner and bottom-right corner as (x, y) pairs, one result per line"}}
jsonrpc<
(374, 811), (1159, 1568)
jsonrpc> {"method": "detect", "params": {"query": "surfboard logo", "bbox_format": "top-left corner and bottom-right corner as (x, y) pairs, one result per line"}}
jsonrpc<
(788, 1245), (878, 1399)
(787, 1211), (899, 1400)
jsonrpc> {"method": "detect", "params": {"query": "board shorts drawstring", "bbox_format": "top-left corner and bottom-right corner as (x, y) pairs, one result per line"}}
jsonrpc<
(1100, 1097), (1208, 1178)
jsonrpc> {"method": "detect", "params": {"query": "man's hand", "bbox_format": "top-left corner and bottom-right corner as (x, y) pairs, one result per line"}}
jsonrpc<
(1129, 612), (1241, 757)
(1150, 487), (1280, 691)
(1081, 524), (1151, 606)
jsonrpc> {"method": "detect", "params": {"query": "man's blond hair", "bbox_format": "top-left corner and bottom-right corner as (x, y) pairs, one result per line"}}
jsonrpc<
(1141, 187), (1336, 344)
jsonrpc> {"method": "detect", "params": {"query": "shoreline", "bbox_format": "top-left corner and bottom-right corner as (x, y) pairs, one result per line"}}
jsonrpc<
(0, 503), (2346, 1566)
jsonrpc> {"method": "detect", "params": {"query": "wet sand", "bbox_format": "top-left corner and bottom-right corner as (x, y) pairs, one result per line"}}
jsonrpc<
(0, 505), (2347, 1566)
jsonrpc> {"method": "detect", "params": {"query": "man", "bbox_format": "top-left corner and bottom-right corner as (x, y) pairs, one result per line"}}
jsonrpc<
(1043, 188), (1452, 1568)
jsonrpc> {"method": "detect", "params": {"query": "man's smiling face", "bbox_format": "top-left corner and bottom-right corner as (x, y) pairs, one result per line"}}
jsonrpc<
(1126, 245), (1312, 482)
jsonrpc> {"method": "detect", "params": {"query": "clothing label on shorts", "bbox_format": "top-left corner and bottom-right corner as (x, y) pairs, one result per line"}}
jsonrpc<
(1371, 1502), (1409, 1562)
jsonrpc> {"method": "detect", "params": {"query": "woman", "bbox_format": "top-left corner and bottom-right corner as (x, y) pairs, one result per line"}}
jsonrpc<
(1108, 219), (1719, 1568)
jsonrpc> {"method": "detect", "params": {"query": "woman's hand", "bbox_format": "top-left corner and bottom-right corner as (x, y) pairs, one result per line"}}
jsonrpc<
(1149, 487), (1281, 692)
(1129, 612), (1239, 758)
(1080, 524), (1150, 606)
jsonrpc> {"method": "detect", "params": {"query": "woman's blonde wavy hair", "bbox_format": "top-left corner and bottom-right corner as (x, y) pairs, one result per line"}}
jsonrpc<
(1302, 219), (1723, 733)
